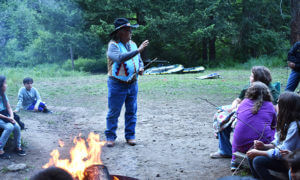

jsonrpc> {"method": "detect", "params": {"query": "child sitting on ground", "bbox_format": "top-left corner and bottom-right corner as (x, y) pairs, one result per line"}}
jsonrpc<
(15, 77), (50, 113)
(247, 92), (300, 179)
(0, 76), (26, 159)
(231, 81), (276, 171)
(211, 66), (279, 163)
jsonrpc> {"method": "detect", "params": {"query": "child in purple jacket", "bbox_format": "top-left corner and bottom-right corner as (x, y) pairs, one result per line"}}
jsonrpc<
(231, 81), (277, 171)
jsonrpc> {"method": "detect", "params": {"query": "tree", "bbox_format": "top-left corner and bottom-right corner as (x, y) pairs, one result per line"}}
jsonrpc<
(290, 0), (300, 44)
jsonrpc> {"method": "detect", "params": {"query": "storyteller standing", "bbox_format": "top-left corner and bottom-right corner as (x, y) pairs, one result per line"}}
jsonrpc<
(105, 18), (149, 147)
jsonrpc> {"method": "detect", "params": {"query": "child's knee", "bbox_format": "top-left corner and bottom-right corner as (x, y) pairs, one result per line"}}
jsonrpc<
(14, 123), (21, 131)
(5, 123), (14, 132)
(253, 156), (266, 168)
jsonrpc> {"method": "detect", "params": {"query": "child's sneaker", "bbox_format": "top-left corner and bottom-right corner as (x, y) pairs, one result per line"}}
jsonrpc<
(0, 152), (10, 159)
(43, 109), (53, 114)
(230, 162), (239, 172)
(15, 148), (26, 156)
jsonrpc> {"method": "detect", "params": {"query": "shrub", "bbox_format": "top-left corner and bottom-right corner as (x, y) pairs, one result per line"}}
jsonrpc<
(237, 55), (286, 69)
(63, 58), (107, 73)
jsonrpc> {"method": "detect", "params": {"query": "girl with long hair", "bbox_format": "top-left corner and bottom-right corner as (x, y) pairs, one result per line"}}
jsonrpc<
(231, 82), (277, 170)
(211, 66), (280, 170)
(247, 92), (300, 179)
(0, 76), (26, 159)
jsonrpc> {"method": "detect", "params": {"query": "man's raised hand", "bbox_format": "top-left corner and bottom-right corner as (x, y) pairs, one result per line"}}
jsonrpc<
(138, 40), (149, 53)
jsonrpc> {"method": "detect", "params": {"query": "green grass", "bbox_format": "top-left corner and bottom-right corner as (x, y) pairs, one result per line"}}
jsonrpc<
(1, 65), (297, 109)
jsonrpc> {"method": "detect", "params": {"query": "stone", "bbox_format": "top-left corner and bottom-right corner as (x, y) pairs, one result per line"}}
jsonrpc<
(7, 163), (27, 171)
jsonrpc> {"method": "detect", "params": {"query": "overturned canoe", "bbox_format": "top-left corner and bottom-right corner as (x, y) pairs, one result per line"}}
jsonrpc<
(144, 64), (184, 75)
(182, 66), (205, 73)
(196, 73), (221, 80)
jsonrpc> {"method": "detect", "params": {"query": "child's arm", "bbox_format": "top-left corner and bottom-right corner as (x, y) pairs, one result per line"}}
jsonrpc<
(3, 96), (16, 124)
(15, 89), (23, 112)
(246, 149), (268, 159)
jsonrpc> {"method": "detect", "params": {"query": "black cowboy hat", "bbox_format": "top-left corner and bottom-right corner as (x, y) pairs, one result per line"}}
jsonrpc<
(110, 18), (139, 36)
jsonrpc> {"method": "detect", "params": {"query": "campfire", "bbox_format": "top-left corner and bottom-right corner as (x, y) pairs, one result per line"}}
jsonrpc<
(43, 132), (137, 180)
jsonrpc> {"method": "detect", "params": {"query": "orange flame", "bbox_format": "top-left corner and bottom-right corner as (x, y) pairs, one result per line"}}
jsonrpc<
(43, 132), (106, 180)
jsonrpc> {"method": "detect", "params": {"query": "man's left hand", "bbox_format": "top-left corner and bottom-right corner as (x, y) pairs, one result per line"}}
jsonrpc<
(138, 68), (144, 75)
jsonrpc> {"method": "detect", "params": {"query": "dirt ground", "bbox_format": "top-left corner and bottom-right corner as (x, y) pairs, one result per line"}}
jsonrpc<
(0, 72), (265, 180)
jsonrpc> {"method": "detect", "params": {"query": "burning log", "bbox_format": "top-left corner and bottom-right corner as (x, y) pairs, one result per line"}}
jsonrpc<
(83, 165), (110, 180)
(43, 133), (138, 180)
(83, 165), (138, 180)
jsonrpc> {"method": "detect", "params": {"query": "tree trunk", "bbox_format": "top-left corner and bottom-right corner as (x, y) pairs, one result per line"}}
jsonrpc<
(136, 11), (146, 25)
(290, 0), (300, 44)
(70, 45), (74, 70)
(209, 37), (216, 61)
(202, 38), (208, 62)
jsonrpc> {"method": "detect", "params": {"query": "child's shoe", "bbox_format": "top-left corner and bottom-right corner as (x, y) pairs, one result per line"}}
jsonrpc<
(0, 152), (10, 159)
(15, 148), (26, 156)
(230, 161), (239, 172)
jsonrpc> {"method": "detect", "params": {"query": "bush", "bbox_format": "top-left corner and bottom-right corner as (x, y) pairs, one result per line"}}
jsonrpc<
(63, 58), (107, 73)
(237, 55), (286, 69)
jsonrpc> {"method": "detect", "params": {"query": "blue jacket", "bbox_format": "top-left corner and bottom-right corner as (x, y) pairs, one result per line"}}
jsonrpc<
(288, 41), (300, 72)
(267, 121), (300, 159)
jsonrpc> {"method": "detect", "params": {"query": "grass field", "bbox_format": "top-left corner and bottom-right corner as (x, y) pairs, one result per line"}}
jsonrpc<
(0, 66), (297, 179)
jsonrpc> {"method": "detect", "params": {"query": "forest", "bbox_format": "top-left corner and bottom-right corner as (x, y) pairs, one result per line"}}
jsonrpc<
(0, 0), (299, 72)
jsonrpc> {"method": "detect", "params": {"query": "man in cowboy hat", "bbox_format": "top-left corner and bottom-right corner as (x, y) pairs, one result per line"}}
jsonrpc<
(105, 17), (149, 147)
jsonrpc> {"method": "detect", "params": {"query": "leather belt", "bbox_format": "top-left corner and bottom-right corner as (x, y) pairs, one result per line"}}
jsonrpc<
(109, 76), (137, 84)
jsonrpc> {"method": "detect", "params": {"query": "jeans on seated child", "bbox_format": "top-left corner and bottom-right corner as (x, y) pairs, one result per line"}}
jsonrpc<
(27, 101), (46, 112)
(218, 126), (233, 156)
(0, 119), (21, 151)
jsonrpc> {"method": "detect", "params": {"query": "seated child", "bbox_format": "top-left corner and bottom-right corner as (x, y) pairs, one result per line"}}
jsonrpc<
(247, 92), (300, 179)
(15, 77), (50, 113)
(0, 76), (26, 159)
(231, 81), (276, 170)
(211, 66), (279, 161)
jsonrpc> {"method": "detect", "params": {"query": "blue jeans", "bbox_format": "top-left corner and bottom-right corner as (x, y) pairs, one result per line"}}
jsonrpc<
(0, 119), (21, 151)
(27, 101), (46, 112)
(285, 70), (300, 92)
(105, 77), (138, 141)
(248, 156), (288, 180)
(218, 126), (232, 156)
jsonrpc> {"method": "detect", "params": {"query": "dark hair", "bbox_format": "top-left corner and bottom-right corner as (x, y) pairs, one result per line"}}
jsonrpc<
(0, 76), (6, 94)
(252, 66), (272, 86)
(0, 76), (7, 108)
(30, 167), (73, 180)
(23, 77), (33, 84)
(245, 81), (272, 114)
(277, 92), (300, 141)
(111, 31), (120, 42)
